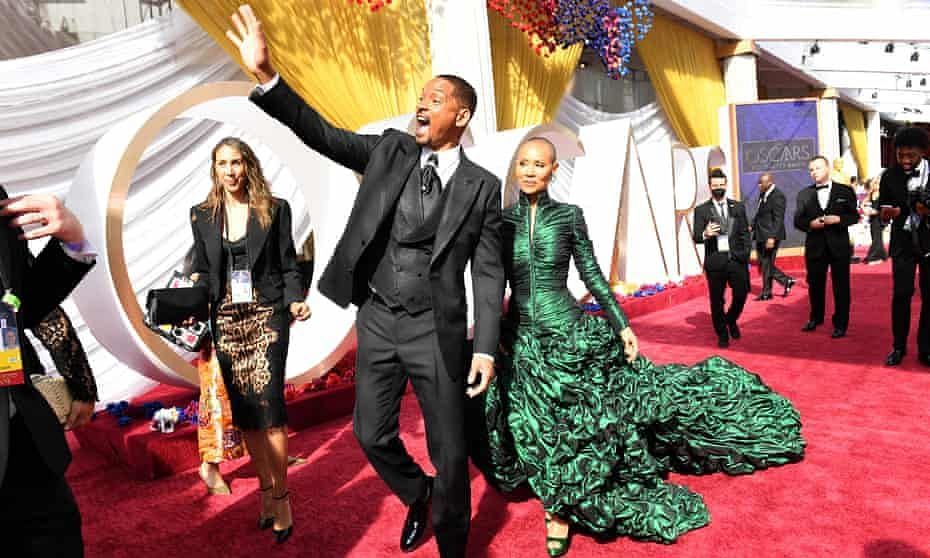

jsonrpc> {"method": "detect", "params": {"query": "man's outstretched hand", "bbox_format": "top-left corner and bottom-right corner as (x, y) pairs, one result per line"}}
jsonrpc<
(226, 5), (275, 83)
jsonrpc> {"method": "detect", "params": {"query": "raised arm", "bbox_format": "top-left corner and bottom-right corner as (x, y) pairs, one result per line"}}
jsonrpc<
(228, 4), (380, 174)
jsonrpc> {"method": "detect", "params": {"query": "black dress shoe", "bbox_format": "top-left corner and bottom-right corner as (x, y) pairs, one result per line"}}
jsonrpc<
(401, 477), (432, 553)
(717, 336), (729, 348)
(728, 322), (741, 340)
(801, 321), (821, 332)
(919, 353), (930, 367)
(885, 349), (906, 366)
(831, 328), (846, 339)
(783, 278), (796, 297)
(754, 293), (773, 301)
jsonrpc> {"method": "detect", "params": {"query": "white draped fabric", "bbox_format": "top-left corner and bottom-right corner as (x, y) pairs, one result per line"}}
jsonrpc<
(0, 10), (308, 405)
(547, 95), (677, 202)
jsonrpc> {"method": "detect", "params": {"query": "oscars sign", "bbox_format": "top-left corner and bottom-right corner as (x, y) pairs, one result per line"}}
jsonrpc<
(69, 82), (724, 389)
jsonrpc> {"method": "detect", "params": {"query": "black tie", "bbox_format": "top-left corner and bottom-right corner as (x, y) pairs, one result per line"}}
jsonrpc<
(421, 154), (442, 219)
(421, 154), (441, 195)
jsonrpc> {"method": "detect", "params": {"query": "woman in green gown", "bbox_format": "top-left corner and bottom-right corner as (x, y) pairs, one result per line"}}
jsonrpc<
(474, 138), (805, 555)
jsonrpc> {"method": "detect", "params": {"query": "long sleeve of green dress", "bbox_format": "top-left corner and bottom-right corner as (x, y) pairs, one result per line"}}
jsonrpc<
(570, 206), (628, 334)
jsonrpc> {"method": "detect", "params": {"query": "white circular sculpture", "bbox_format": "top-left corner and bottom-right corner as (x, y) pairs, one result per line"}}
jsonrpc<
(68, 82), (358, 386)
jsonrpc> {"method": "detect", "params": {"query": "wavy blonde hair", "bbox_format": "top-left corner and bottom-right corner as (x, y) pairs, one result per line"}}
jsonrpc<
(201, 137), (274, 229)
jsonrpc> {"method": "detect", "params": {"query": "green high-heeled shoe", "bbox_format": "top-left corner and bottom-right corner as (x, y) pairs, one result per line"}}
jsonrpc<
(545, 516), (571, 557)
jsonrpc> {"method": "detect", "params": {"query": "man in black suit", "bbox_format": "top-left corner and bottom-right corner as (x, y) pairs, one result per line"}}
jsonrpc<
(752, 173), (795, 300)
(693, 168), (751, 348)
(878, 127), (930, 366)
(794, 155), (859, 338)
(227, 7), (504, 557)
(0, 189), (96, 557)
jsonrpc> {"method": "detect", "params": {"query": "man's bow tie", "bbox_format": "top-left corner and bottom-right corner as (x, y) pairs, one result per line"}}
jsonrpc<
(906, 170), (920, 179)
(815, 183), (830, 190)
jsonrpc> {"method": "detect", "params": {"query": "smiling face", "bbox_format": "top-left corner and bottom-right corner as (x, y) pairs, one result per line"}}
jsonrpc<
(213, 144), (246, 198)
(414, 77), (471, 150)
(515, 139), (558, 197)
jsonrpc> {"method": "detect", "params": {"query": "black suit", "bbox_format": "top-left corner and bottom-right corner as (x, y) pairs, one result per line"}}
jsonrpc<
(251, 79), (504, 557)
(794, 182), (859, 330)
(0, 187), (95, 557)
(878, 165), (930, 353)
(693, 198), (751, 340)
(752, 187), (793, 296)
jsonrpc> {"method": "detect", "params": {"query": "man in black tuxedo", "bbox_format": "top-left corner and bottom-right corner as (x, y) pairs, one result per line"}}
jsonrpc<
(794, 155), (859, 338)
(752, 173), (795, 300)
(0, 189), (96, 557)
(878, 127), (930, 366)
(227, 7), (503, 557)
(693, 168), (751, 348)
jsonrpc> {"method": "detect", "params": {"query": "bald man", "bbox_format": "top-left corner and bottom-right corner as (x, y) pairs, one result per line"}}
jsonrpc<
(752, 173), (794, 300)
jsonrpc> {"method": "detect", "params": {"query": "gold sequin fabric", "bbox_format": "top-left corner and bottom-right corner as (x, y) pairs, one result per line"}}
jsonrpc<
(216, 293), (277, 395)
(213, 289), (289, 430)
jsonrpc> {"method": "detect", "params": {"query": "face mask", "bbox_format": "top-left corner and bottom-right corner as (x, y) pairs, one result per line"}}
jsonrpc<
(711, 188), (727, 200)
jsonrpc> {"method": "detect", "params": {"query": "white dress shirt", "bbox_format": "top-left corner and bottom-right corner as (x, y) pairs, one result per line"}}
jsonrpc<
(816, 182), (832, 211)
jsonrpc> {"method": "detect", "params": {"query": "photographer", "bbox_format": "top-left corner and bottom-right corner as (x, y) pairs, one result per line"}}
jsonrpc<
(879, 127), (930, 366)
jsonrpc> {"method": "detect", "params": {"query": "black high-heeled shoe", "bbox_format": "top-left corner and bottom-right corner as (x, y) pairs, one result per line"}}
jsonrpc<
(272, 491), (293, 544)
(257, 485), (274, 530)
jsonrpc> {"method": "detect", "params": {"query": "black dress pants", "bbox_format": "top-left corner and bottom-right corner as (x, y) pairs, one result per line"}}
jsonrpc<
(891, 253), (930, 353)
(353, 295), (469, 558)
(706, 260), (749, 339)
(806, 251), (851, 330)
(0, 414), (83, 558)
(756, 240), (791, 295)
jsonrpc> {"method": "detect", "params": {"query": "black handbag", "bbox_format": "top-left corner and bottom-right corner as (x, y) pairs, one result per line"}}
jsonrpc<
(145, 285), (209, 325)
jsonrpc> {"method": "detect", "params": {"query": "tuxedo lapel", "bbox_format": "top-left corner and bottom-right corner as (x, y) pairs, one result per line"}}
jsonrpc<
(431, 158), (481, 266)
(379, 141), (419, 231)
(246, 209), (271, 270)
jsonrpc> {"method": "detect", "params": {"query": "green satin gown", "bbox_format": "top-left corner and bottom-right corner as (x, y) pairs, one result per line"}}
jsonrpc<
(474, 191), (805, 543)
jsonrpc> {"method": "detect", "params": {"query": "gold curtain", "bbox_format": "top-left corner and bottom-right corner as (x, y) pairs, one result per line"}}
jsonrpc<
(178, 0), (431, 130)
(636, 14), (726, 147)
(840, 102), (869, 179)
(487, 9), (582, 131)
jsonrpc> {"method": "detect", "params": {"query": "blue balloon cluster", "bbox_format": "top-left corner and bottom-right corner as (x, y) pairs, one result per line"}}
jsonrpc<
(554, 0), (653, 79)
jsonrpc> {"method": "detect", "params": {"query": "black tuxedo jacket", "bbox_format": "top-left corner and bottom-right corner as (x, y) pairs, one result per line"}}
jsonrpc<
(793, 182), (859, 259)
(878, 165), (923, 258)
(189, 197), (303, 307)
(692, 198), (751, 272)
(0, 186), (94, 484)
(251, 79), (504, 380)
(752, 187), (787, 242)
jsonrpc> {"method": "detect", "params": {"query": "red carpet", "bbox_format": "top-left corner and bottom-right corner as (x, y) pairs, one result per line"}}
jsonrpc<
(69, 257), (930, 557)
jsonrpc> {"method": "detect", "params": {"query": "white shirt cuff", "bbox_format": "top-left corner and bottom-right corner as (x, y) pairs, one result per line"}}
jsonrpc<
(254, 73), (281, 95)
(473, 352), (495, 363)
(61, 238), (97, 265)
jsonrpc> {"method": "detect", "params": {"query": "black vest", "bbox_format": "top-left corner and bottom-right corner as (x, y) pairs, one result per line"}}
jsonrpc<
(369, 163), (451, 314)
